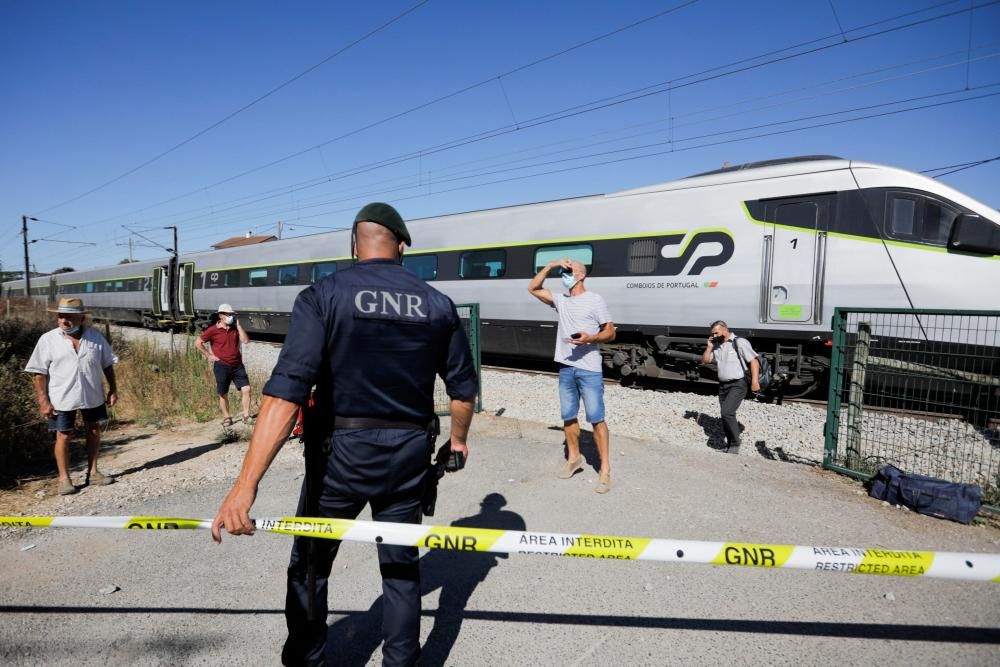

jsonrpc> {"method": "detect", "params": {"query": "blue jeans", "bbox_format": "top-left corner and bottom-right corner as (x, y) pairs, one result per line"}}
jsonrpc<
(558, 365), (605, 424)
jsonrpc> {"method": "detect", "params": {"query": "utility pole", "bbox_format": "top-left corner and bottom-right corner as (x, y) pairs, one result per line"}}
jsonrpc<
(277, 220), (282, 240)
(165, 226), (178, 259)
(22, 215), (38, 294)
(129, 236), (134, 262)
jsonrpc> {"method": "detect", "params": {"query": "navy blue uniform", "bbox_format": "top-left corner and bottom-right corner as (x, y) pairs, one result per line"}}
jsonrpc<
(264, 258), (477, 667)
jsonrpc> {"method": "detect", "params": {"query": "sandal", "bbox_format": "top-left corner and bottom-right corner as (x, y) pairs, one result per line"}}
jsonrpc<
(222, 417), (234, 428)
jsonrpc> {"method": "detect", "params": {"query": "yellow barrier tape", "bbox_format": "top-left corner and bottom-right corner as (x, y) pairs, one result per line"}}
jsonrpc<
(713, 543), (796, 568)
(856, 549), (935, 577)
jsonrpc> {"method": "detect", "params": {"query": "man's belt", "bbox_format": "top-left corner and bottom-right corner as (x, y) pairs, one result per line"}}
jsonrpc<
(332, 416), (431, 431)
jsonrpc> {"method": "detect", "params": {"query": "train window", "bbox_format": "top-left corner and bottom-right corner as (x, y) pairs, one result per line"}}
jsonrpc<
(459, 249), (506, 278)
(275, 265), (299, 286)
(248, 268), (269, 287)
(534, 244), (593, 276)
(775, 202), (819, 229)
(193, 272), (203, 287)
(126, 279), (138, 292)
(402, 255), (438, 280)
(311, 262), (336, 283)
(628, 239), (658, 274)
(115, 280), (125, 292)
(923, 198), (959, 245)
(887, 196), (917, 238)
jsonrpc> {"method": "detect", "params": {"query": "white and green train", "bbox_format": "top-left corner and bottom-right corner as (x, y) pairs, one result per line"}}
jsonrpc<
(7, 156), (999, 396)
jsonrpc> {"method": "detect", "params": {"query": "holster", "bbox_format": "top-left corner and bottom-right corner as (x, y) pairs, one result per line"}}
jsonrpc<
(420, 416), (442, 517)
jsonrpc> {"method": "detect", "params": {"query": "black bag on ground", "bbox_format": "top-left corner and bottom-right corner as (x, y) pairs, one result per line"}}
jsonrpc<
(869, 464), (982, 524)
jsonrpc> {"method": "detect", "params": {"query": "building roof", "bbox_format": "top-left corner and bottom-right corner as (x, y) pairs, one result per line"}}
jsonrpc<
(211, 235), (277, 250)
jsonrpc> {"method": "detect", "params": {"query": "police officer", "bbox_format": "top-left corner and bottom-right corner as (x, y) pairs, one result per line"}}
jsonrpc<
(212, 202), (478, 667)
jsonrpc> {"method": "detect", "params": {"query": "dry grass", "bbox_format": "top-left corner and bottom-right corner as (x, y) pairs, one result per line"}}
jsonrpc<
(113, 334), (264, 427)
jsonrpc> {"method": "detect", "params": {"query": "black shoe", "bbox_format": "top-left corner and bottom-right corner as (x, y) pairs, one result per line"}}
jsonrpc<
(727, 441), (741, 454)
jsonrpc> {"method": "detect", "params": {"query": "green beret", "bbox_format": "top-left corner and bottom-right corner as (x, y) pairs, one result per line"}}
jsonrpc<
(354, 202), (411, 246)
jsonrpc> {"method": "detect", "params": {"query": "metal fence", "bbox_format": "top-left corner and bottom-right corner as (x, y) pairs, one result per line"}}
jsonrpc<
(823, 308), (1000, 508)
(434, 303), (483, 416)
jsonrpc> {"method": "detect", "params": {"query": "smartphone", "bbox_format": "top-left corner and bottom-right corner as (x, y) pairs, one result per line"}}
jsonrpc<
(571, 332), (583, 340)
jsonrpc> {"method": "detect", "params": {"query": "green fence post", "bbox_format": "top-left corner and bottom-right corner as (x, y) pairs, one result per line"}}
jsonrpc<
(823, 308), (846, 469)
(844, 321), (871, 470)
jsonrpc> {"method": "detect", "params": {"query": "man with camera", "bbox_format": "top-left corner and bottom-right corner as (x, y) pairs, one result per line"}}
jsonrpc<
(195, 303), (252, 427)
(701, 320), (760, 453)
(528, 258), (615, 494)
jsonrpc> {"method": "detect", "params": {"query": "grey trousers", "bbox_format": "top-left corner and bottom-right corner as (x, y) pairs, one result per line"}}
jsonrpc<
(718, 380), (747, 447)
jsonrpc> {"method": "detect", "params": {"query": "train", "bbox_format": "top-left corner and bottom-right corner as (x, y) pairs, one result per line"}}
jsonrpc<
(6, 156), (1000, 397)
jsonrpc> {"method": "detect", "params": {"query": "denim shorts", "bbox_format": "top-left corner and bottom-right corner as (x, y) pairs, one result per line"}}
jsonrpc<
(558, 365), (605, 424)
(214, 362), (250, 395)
(48, 404), (108, 433)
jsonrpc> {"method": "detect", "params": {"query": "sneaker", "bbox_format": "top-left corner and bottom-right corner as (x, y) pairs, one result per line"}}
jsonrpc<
(595, 472), (611, 494)
(558, 456), (585, 479)
(87, 471), (114, 486)
(57, 478), (78, 496)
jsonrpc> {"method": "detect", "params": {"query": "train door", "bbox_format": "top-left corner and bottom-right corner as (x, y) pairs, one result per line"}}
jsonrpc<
(763, 196), (830, 324)
(151, 266), (171, 319)
(177, 262), (195, 320)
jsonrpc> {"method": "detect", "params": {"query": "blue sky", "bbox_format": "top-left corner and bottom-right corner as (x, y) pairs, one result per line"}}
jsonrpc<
(1, 0), (998, 272)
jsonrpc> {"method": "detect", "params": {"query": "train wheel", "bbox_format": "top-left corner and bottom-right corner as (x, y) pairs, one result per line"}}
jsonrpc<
(781, 380), (820, 399)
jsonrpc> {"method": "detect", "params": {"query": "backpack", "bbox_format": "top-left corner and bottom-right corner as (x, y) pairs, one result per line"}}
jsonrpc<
(869, 464), (982, 524)
(733, 336), (773, 390)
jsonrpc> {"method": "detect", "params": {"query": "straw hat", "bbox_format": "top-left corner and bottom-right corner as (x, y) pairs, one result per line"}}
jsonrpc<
(47, 297), (88, 314)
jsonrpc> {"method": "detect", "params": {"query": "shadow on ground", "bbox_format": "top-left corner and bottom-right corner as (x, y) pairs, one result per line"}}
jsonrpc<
(323, 493), (526, 666)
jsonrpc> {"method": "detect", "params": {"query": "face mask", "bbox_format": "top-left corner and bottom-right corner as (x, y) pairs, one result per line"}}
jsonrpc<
(62, 324), (81, 336)
(561, 273), (578, 290)
(223, 316), (234, 325)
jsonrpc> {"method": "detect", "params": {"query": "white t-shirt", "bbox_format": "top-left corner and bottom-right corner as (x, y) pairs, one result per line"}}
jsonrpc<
(24, 327), (117, 411)
(712, 335), (758, 382)
(551, 291), (612, 373)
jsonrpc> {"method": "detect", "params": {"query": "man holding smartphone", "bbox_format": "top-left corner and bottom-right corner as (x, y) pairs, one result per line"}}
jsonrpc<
(528, 258), (616, 494)
(196, 303), (253, 427)
(701, 320), (760, 453)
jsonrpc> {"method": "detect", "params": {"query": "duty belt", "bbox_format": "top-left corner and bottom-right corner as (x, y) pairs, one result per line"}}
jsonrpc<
(332, 416), (431, 431)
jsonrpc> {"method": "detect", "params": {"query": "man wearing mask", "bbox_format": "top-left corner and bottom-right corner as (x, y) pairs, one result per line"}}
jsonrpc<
(528, 258), (615, 494)
(24, 297), (118, 495)
(196, 304), (252, 427)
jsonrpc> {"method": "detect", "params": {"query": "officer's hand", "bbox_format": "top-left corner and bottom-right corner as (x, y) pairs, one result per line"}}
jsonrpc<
(211, 482), (258, 543)
(448, 439), (469, 470)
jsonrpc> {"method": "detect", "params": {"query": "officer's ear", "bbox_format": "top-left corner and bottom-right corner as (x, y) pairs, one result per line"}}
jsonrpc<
(397, 241), (405, 260)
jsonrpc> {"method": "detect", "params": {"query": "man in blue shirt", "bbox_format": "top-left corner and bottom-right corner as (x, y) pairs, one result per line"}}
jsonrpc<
(212, 202), (478, 666)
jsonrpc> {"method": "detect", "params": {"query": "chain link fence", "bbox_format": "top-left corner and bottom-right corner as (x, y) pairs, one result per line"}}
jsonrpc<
(434, 303), (482, 415)
(823, 308), (1000, 509)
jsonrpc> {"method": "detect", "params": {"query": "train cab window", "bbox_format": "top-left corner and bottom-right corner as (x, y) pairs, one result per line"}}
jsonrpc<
(276, 265), (300, 286)
(534, 244), (593, 276)
(311, 262), (337, 283)
(402, 255), (438, 280)
(628, 239), (658, 274)
(888, 196), (917, 238)
(924, 198), (959, 245)
(459, 249), (506, 278)
(248, 268), (269, 287)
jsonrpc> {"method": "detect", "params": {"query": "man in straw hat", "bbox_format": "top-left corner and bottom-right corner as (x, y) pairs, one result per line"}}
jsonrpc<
(24, 297), (118, 495)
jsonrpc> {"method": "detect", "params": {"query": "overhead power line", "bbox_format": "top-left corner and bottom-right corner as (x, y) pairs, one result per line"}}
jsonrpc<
(82, 0), (992, 229)
(923, 154), (1000, 177)
(34, 0), (434, 215)
(174, 86), (999, 246)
